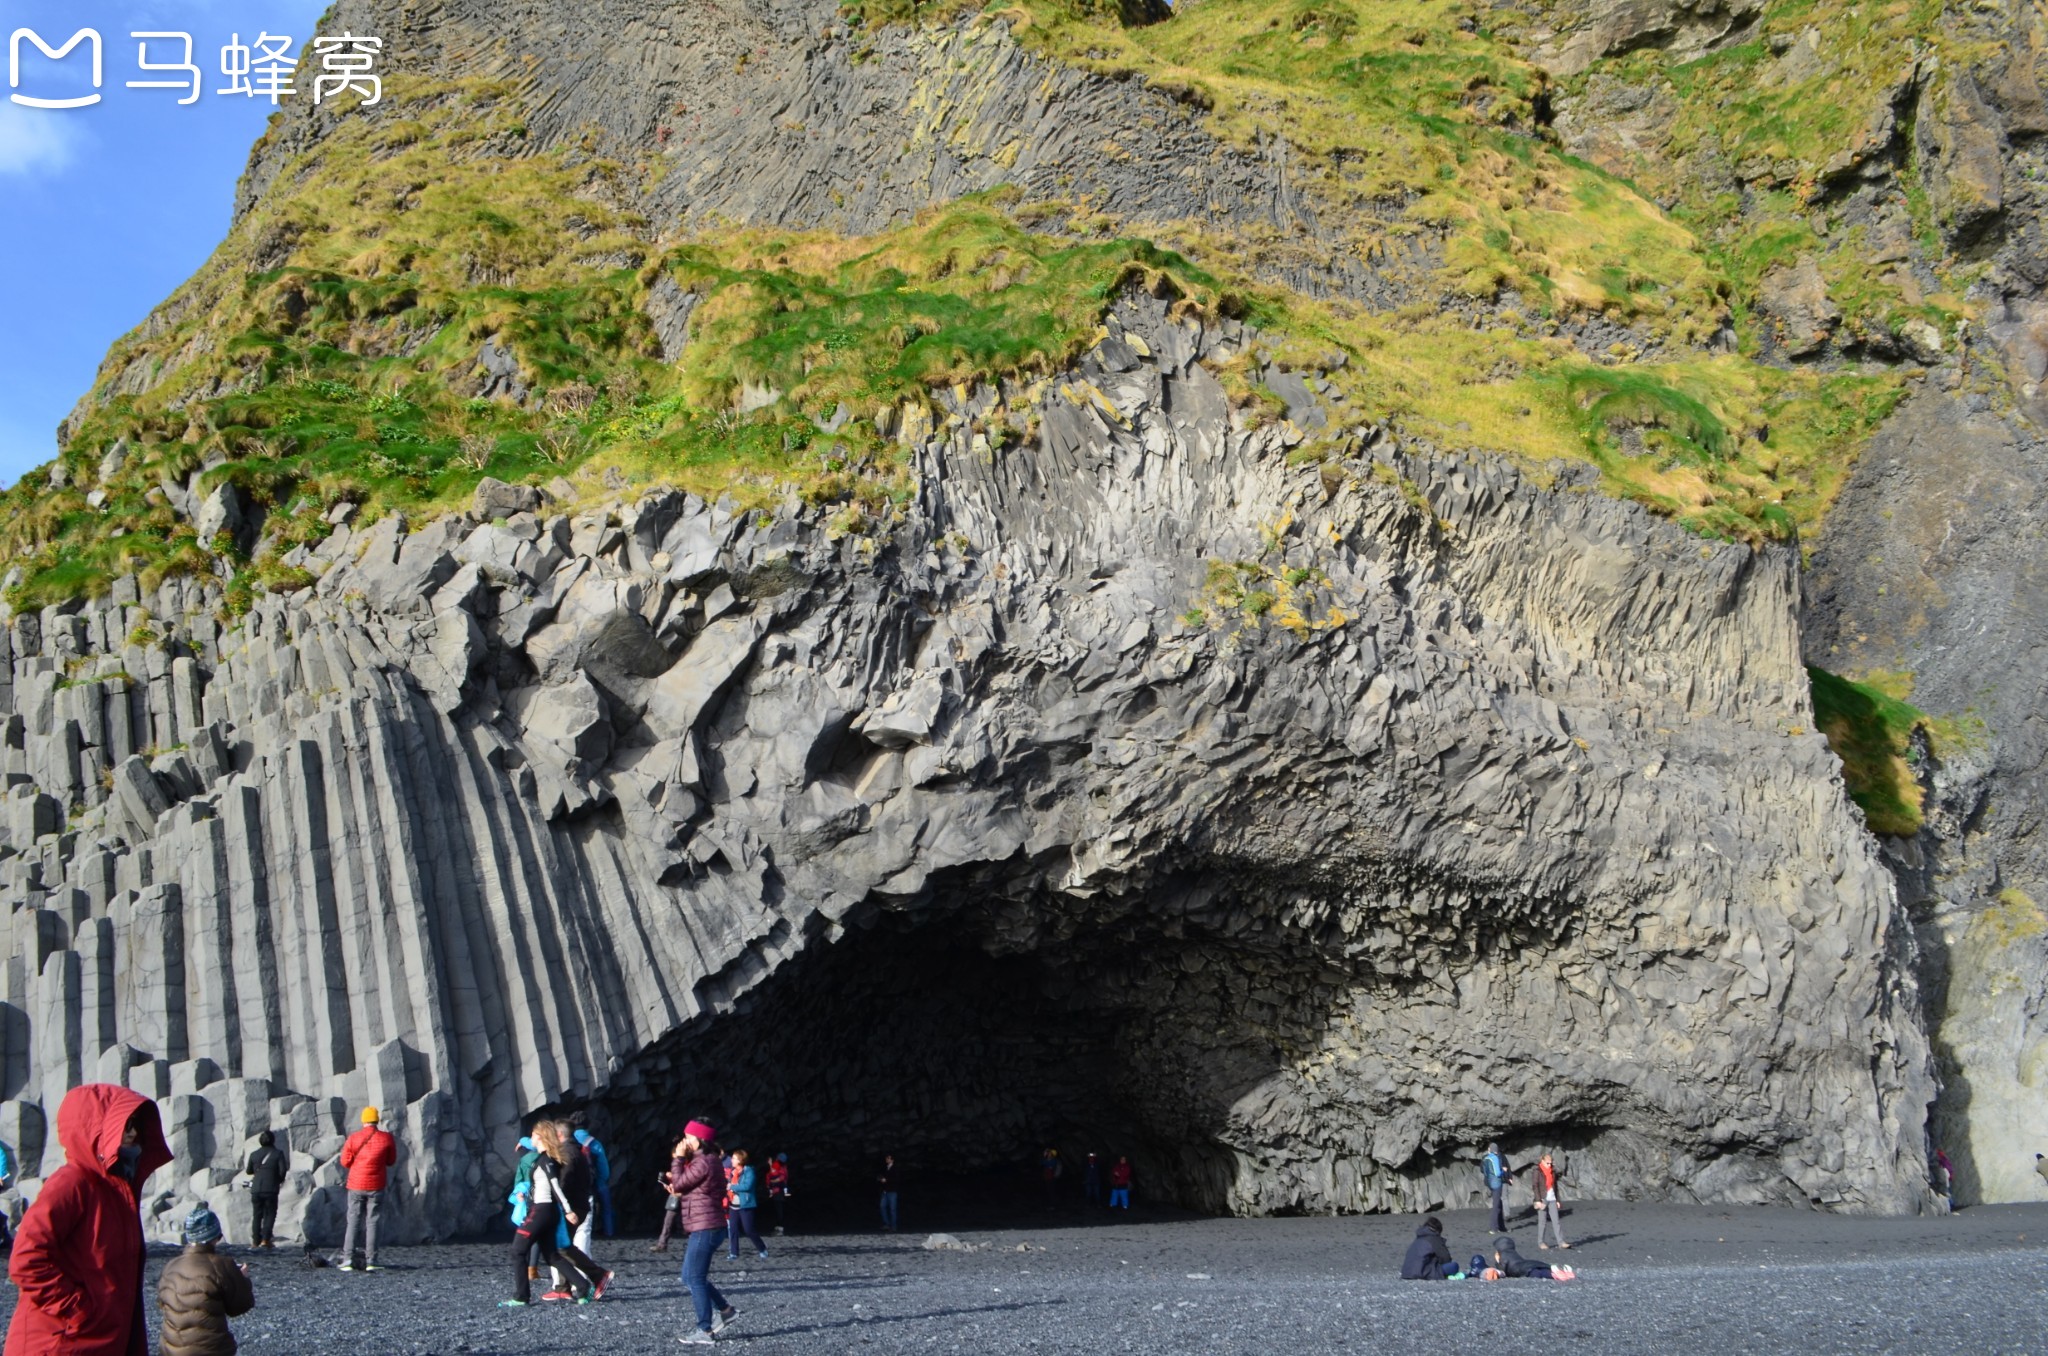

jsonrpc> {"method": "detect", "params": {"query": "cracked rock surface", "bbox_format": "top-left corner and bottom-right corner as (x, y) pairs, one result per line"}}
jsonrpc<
(0, 295), (1936, 1242)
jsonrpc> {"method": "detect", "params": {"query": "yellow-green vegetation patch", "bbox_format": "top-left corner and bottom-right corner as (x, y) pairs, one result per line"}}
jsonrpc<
(1808, 664), (1928, 837)
(850, 0), (1736, 338)
(1231, 297), (1900, 540)
(1, 74), (1261, 608)
(1188, 514), (1352, 635)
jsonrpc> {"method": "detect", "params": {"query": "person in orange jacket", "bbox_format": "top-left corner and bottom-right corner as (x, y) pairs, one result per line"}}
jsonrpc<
(4, 1084), (172, 1356)
(337, 1107), (398, 1271)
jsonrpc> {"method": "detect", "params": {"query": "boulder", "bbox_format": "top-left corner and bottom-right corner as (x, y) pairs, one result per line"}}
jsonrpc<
(473, 478), (541, 521)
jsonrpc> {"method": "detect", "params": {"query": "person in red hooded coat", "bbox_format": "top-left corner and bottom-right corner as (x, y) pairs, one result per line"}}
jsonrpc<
(4, 1083), (173, 1356)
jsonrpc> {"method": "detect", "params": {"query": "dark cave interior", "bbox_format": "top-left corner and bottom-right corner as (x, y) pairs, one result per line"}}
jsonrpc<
(588, 903), (1260, 1228)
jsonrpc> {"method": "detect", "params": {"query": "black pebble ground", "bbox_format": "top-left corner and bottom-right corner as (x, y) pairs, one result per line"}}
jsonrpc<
(3, 1201), (2043, 1354)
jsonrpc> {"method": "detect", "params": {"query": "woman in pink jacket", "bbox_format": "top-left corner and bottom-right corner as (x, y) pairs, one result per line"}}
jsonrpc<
(670, 1120), (736, 1344)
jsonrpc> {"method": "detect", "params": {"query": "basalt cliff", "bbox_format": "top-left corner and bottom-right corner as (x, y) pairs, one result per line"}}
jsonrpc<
(4, 0), (2045, 1242)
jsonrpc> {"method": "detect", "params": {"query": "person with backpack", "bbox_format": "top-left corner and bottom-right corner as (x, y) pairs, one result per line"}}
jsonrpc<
(724, 1149), (768, 1261)
(157, 1205), (256, 1355)
(1108, 1155), (1133, 1210)
(766, 1153), (791, 1236)
(1399, 1215), (1465, 1280)
(507, 1134), (567, 1289)
(1532, 1151), (1570, 1250)
(570, 1118), (614, 1238)
(242, 1131), (289, 1250)
(502, 1122), (609, 1308)
(1481, 1141), (1514, 1234)
(336, 1107), (397, 1271)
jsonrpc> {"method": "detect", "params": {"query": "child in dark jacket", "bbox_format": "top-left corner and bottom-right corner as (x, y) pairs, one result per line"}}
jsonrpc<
(157, 1205), (256, 1356)
(1482, 1234), (1577, 1282)
(1399, 1216), (1465, 1280)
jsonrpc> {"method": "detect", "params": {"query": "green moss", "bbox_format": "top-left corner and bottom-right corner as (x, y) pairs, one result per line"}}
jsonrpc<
(5, 0), (1947, 607)
(1809, 664), (1927, 837)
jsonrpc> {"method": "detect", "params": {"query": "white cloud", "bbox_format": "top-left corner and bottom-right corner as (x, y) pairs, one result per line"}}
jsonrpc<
(0, 100), (85, 176)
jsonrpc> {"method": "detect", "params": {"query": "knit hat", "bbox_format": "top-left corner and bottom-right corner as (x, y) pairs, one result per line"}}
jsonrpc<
(183, 1205), (223, 1245)
(684, 1119), (716, 1143)
(361, 1107), (380, 1124)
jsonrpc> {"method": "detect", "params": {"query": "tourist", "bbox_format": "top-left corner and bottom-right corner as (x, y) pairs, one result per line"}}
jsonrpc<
(508, 1134), (565, 1287)
(767, 1153), (791, 1236)
(502, 1122), (609, 1307)
(1481, 1141), (1514, 1234)
(337, 1106), (397, 1271)
(1400, 1215), (1465, 1280)
(572, 1117), (616, 1237)
(243, 1130), (289, 1250)
(0, 1135), (15, 1250)
(1481, 1234), (1576, 1283)
(725, 1149), (768, 1261)
(1934, 1147), (1954, 1209)
(673, 1119), (739, 1344)
(878, 1154), (901, 1232)
(1083, 1153), (1103, 1207)
(652, 1134), (688, 1253)
(1532, 1151), (1570, 1250)
(1108, 1155), (1133, 1210)
(557, 1119), (602, 1282)
(158, 1205), (255, 1354)
(4, 1084), (172, 1354)
(2035, 1152), (2048, 1190)
(1040, 1147), (1063, 1209)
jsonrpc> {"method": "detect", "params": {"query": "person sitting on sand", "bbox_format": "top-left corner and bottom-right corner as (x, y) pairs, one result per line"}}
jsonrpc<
(1400, 1215), (1465, 1280)
(1480, 1233), (1576, 1283)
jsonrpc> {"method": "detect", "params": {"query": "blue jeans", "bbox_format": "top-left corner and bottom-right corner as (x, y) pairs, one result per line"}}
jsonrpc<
(680, 1227), (729, 1331)
(879, 1191), (898, 1230)
(1109, 1188), (1130, 1209)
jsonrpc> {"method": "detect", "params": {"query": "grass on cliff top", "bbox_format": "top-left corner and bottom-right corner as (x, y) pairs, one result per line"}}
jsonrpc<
(0, 79), (1245, 607)
(8, 0), (1939, 608)
(1808, 664), (1927, 838)
(848, 0), (1729, 341)
(664, 198), (1235, 412)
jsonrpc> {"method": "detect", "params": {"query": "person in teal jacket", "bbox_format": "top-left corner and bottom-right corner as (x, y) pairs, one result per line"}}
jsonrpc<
(508, 1136), (573, 1288)
(723, 1149), (768, 1261)
(572, 1124), (614, 1237)
(0, 1137), (14, 1248)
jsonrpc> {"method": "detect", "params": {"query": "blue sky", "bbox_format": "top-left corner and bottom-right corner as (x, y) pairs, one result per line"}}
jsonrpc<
(0, 0), (332, 486)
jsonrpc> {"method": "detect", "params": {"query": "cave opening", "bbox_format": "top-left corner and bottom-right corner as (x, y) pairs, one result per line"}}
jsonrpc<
(590, 892), (1264, 1231)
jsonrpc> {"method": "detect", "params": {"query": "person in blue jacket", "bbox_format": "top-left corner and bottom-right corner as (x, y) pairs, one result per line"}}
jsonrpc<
(724, 1149), (768, 1261)
(572, 1120), (614, 1237)
(1481, 1141), (1515, 1234)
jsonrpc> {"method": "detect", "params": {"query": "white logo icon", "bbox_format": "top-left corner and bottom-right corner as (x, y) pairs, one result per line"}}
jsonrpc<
(10, 27), (104, 109)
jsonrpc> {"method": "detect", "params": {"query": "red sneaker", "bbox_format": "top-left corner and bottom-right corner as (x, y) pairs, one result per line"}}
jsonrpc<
(540, 1290), (574, 1302)
(593, 1270), (615, 1299)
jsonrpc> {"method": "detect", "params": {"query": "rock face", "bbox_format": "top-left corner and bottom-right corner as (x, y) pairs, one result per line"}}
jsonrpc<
(0, 296), (1936, 1241)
